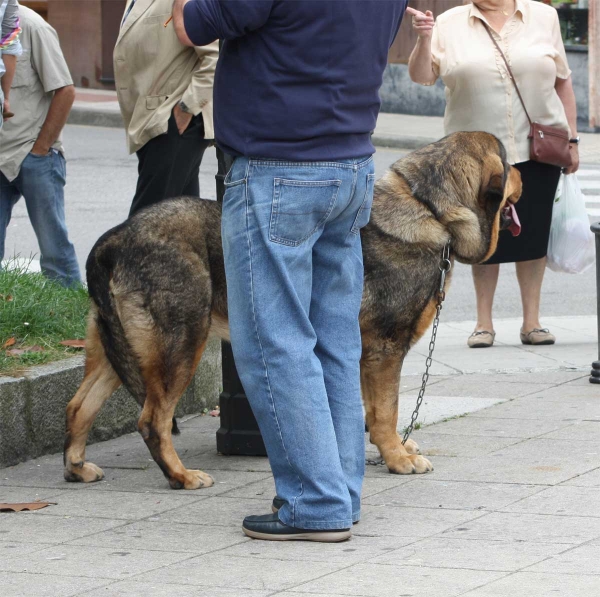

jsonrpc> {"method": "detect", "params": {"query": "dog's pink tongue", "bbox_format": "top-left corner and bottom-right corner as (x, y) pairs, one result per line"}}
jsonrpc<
(507, 204), (521, 237)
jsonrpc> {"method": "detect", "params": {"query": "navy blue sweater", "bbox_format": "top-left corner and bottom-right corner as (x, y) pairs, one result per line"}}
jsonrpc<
(183, 0), (406, 160)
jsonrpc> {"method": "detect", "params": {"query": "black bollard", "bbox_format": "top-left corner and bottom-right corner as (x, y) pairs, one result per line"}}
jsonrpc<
(590, 222), (600, 384)
(214, 146), (267, 455)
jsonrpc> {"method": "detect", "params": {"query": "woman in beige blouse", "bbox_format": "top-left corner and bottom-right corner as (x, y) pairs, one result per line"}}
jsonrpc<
(408, 0), (579, 347)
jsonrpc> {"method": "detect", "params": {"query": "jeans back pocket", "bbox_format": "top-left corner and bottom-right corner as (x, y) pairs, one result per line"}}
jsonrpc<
(270, 178), (342, 247)
(351, 173), (376, 235)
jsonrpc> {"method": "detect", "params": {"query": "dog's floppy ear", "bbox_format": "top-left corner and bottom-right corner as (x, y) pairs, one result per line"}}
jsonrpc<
(505, 165), (523, 204)
(478, 154), (506, 208)
(442, 152), (507, 263)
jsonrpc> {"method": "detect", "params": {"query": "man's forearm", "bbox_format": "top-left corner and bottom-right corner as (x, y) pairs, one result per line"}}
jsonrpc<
(1, 54), (17, 99)
(33, 85), (76, 153)
(173, 0), (195, 46)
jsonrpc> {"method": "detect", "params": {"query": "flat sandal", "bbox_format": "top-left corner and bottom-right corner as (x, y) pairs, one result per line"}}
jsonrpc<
(520, 328), (555, 346)
(467, 330), (495, 348)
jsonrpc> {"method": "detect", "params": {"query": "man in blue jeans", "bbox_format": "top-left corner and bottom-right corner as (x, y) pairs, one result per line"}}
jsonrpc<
(0, 6), (80, 287)
(174, 0), (406, 542)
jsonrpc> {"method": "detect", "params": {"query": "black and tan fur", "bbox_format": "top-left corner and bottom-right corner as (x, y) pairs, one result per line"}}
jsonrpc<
(63, 132), (521, 487)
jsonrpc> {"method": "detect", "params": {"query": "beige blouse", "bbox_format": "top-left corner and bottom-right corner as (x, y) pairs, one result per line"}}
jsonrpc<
(430, 0), (571, 164)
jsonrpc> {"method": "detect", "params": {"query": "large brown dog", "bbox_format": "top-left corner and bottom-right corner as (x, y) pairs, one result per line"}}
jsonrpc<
(64, 132), (521, 488)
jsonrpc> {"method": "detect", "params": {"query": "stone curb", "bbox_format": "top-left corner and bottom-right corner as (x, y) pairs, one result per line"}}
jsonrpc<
(67, 105), (124, 129)
(67, 106), (434, 150)
(0, 339), (222, 469)
(371, 134), (437, 151)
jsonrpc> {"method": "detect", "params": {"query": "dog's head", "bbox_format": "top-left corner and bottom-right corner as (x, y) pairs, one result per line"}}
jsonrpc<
(376, 132), (522, 264)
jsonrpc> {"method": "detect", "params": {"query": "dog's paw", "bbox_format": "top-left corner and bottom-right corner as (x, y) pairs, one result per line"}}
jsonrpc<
(386, 454), (433, 475)
(403, 439), (421, 455)
(64, 461), (104, 483)
(173, 469), (214, 490)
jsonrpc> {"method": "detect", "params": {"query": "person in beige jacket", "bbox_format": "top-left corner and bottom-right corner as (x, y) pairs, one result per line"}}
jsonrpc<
(114, 0), (217, 215)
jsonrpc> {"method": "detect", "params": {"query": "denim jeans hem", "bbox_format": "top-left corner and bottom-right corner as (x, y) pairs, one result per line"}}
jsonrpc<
(352, 512), (361, 523)
(278, 511), (354, 530)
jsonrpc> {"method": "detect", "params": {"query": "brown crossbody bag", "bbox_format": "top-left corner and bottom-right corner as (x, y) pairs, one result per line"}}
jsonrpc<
(483, 23), (572, 169)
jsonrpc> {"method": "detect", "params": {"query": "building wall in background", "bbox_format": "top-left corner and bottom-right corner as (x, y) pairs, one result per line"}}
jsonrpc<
(22, 0), (125, 89)
(381, 49), (589, 130)
(21, 0), (593, 126)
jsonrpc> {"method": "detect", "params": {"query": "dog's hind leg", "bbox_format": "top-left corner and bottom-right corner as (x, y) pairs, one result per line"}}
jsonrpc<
(361, 354), (432, 475)
(64, 312), (122, 483)
(137, 339), (214, 490)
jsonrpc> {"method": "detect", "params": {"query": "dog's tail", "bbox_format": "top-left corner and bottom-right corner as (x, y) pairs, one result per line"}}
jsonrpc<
(86, 231), (147, 405)
(86, 232), (181, 436)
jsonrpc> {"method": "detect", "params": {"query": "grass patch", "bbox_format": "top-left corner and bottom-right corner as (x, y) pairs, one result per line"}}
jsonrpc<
(1, 260), (89, 376)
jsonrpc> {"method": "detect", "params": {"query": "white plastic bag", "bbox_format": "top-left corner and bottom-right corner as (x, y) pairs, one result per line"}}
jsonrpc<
(547, 174), (595, 274)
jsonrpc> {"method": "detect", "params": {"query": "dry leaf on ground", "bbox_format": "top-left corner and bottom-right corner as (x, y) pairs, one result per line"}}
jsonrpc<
(0, 502), (57, 512)
(59, 339), (86, 349)
(3, 337), (16, 349)
(6, 346), (44, 357)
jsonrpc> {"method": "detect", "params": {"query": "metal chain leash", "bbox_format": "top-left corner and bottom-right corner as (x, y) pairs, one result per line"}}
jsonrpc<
(401, 241), (452, 445)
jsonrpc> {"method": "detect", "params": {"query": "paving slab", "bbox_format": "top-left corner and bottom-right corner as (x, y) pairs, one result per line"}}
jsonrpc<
(0, 544), (195, 580)
(354, 504), (485, 538)
(407, 431), (523, 458)
(66, 520), (245, 554)
(83, 582), (271, 597)
(156, 496), (275, 528)
(517, 381), (600, 402)
(141, 552), (347, 592)
(289, 562), (507, 597)
(422, 377), (554, 399)
(433, 438), (600, 485)
(526, 542), (600, 575)
(370, 537), (569, 572)
(469, 371), (588, 385)
(0, 513), (127, 545)
(0, 486), (67, 503)
(469, 396), (600, 421)
(395, 396), (507, 431)
(459, 571), (600, 597)
(419, 414), (569, 439)
(541, 421), (600, 442)
(0, 571), (110, 597)
(33, 489), (208, 521)
(420, 344), (568, 375)
(281, 593), (350, 597)
(562, 466), (600, 487)
(0, 542), (52, 558)
(363, 480), (542, 512)
(1, 316), (599, 597)
(217, 533), (420, 565)
(440, 511), (600, 545)
(500, 485), (600, 518)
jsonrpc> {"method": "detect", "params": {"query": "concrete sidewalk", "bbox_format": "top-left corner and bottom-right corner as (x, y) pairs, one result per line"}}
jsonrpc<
(70, 88), (600, 162)
(1, 315), (599, 597)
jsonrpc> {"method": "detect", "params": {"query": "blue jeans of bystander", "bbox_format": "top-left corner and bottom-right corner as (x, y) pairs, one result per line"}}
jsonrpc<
(222, 156), (375, 530)
(0, 150), (81, 286)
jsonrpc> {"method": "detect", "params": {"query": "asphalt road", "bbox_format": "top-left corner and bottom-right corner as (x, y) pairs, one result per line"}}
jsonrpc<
(4, 124), (596, 326)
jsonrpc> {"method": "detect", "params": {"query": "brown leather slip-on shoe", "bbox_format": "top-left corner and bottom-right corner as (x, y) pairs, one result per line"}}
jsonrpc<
(243, 512), (351, 542)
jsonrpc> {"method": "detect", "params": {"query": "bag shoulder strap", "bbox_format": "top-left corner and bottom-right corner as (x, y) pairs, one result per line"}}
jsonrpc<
(482, 22), (533, 127)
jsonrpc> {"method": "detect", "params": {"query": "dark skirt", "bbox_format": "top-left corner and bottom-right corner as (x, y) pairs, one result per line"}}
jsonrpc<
(485, 160), (562, 265)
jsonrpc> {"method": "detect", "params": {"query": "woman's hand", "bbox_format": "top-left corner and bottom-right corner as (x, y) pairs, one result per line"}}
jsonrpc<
(406, 7), (435, 39)
(565, 143), (580, 175)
